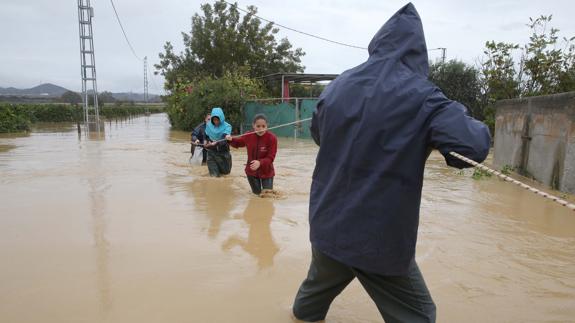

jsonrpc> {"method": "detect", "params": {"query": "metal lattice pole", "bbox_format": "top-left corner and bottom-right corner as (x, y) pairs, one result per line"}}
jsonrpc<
(144, 56), (149, 103)
(78, 0), (100, 132)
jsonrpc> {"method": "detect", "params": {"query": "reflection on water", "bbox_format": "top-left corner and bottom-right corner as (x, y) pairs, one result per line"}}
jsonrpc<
(223, 197), (279, 269)
(85, 141), (112, 317)
(190, 177), (238, 239)
(0, 144), (17, 153)
(0, 113), (574, 323)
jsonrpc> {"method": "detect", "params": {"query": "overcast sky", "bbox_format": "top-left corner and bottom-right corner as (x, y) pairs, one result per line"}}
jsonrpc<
(1, 0), (573, 94)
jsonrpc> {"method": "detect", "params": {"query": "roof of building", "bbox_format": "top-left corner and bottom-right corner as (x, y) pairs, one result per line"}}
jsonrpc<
(260, 73), (339, 83)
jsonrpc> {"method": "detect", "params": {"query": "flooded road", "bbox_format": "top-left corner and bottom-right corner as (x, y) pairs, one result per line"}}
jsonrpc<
(1, 114), (574, 323)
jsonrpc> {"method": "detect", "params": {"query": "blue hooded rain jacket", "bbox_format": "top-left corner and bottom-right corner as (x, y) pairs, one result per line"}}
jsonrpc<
(309, 3), (491, 275)
(206, 107), (232, 141)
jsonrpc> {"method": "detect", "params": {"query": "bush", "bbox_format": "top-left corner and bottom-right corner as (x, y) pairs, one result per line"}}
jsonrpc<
(0, 104), (31, 132)
(166, 72), (265, 132)
(0, 103), (164, 133)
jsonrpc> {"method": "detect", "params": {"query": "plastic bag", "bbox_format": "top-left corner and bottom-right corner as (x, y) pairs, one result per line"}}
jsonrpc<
(190, 146), (204, 166)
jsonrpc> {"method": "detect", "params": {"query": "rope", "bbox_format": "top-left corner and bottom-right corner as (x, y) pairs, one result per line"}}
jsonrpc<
(449, 152), (575, 212)
(195, 117), (312, 146)
(190, 117), (575, 212)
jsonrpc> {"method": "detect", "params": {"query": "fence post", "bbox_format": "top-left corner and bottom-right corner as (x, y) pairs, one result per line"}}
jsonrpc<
(294, 98), (299, 140)
(240, 104), (244, 135)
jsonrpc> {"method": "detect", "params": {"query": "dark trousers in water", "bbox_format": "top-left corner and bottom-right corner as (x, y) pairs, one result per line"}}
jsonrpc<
(247, 176), (273, 195)
(207, 150), (232, 177)
(201, 149), (207, 165)
(293, 247), (436, 323)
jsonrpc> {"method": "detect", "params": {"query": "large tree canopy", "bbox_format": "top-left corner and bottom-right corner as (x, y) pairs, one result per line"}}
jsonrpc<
(429, 60), (482, 119)
(155, 0), (305, 91)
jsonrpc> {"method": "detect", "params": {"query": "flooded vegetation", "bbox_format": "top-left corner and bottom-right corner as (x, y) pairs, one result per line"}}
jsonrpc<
(0, 114), (574, 322)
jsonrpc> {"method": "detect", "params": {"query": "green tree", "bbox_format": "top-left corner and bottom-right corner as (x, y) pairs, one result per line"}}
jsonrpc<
(98, 91), (117, 104)
(60, 91), (82, 105)
(155, 0), (305, 91)
(478, 41), (521, 133)
(479, 41), (520, 102)
(289, 83), (326, 97)
(522, 15), (575, 95)
(480, 15), (575, 101)
(166, 71), (265, 131)
(429, 60), (483, 119)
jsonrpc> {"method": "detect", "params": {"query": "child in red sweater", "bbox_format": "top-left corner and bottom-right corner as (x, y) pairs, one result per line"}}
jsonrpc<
(226, 114), (277, 195)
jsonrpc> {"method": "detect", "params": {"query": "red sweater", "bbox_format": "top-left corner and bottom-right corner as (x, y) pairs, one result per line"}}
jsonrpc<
(230, 131), (277, 178)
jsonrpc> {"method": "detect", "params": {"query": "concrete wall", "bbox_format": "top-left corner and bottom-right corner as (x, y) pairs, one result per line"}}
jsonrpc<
(493, 92), (575, 193)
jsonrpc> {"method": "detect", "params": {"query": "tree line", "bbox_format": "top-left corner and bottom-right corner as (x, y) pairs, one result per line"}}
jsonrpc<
(429, 15), (575, 132)
(156, 1), (575, 133)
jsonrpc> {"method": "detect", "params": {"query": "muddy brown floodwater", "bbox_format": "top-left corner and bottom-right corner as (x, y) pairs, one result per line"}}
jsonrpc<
(1, 114), (574, 323)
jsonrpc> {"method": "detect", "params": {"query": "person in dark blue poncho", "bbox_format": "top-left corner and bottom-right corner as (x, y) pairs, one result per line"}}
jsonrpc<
(293, 3), (491, 322)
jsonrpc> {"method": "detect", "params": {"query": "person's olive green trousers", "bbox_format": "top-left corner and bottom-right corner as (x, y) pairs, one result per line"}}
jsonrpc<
(293, 247), (436, 322)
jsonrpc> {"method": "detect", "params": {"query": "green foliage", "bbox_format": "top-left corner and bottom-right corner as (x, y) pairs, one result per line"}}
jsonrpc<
(0, 103), (164, 133)
(0, 105), (31, 132)
(289, 83), (326, 98)
(501, 164), (515, 175)
(469, 15), (575, 136)
(6, 104), (82, 123)
(60, 91), (82, 106)
(99, 106), (164, 118)
(155, 0), (305, 92)
(30, 104), (82, 122)
(480, 15), (575, 101)
(472, 168), (493, 180)
(480, 41), (521, 101)
(429, 60), (483, 118)
(99, 91), (117, 104)
(166, 72), (264, 131)
(522, 15), (575, 95)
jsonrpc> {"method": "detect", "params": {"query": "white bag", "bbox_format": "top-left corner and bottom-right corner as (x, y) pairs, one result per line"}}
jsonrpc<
(190, 146), (204, 166)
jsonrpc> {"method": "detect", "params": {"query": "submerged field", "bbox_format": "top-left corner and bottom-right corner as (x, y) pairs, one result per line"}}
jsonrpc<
(0, 113), (574, 322)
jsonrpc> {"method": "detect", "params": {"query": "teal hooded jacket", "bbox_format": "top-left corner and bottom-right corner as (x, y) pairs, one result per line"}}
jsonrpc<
(205, 107), (232, 141)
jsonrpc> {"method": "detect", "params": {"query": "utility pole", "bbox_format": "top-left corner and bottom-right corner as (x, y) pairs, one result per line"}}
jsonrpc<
(143, 56), (149, 103)
(77, 0), (100, 132)
(440, 47), (446, 64)
(429, 47), (447, 64)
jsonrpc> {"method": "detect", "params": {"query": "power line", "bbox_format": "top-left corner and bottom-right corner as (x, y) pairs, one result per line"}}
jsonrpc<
(225, 1), (446, 55)
(148, 69), (164, 95)
(109, 0), (163, 95)
(223, 0), (367, 50)
(109, 0), (141, 60)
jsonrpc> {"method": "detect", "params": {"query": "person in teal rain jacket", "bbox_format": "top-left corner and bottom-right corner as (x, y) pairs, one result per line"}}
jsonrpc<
(204, 107), (232, 177)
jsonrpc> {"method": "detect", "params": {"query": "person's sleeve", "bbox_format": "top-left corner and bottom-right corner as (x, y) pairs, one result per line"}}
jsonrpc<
(224, 122), (232, 135)
(259, 135), (277, 169)
(229, 135), (246, 148)
(215, 122), (233, 147)
(191, 125), (200, 142)
(310, 100), (323, 146)
(426, 89), (491, 168)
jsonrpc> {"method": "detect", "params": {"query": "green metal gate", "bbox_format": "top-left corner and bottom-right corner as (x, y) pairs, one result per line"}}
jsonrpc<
(242, 98), (318, 139)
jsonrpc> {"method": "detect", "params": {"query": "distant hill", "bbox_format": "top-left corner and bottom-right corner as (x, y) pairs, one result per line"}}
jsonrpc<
(0, 83), (70, 97)
(0, 83), (161, 102)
